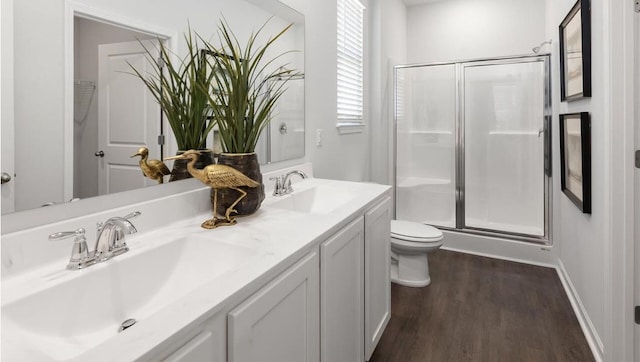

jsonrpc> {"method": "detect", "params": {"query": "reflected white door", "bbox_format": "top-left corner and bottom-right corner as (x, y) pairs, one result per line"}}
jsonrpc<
(463, 59), (546, 236)
(1, 0), (15, 214)
(97, 40), (161, 195)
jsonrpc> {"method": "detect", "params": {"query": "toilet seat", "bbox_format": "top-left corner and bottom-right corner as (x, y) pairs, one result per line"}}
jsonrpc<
(391, 220), (443, 243)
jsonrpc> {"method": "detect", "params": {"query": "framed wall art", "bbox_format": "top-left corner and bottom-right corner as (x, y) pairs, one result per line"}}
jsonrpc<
(559, 0), (591, 101)
(559, 112), (591, 213)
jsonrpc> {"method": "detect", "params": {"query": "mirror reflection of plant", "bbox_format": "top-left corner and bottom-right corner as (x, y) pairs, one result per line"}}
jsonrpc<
(129, 27), (217, 151)
(203, 18), (298, 154)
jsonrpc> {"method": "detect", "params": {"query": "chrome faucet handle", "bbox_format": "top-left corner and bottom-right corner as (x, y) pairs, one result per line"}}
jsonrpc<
(123, 211), (141, 220)
(285, 179), (293, 193)
(270, 176), (284, 196)
(49, 228), (94, 270)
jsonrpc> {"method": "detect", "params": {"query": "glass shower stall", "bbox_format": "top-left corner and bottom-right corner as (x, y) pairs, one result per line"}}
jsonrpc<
(394, 55), (551, 242)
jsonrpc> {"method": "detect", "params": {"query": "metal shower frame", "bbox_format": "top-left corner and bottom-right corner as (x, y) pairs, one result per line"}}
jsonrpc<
(393, 54), (552, 244)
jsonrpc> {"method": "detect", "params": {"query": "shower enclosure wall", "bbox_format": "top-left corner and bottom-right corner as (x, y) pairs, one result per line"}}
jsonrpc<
(394, 55), (551, 242)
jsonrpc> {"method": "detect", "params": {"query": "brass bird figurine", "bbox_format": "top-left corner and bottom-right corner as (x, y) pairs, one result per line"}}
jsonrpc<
(165, 150), (260, 229)
(131, 147), (171, 184)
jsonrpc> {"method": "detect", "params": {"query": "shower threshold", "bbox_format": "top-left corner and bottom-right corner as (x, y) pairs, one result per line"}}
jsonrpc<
(437, 225), (550, 245)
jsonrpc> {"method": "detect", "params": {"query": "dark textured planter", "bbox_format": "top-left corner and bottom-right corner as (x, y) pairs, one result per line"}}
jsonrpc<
(214, 152), (264, 216)
(169, 149), (215, 182)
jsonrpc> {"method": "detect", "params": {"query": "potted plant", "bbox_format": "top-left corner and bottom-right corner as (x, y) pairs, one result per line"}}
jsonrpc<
(129, 28), (217, 181)
(204, 19), (297, 216)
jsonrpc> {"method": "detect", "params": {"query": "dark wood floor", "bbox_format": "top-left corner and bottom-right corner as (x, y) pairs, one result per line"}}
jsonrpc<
(370, 250), (594, 362)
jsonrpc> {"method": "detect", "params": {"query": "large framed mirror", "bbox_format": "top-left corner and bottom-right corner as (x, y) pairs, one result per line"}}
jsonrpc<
(1, 0), (305, 218)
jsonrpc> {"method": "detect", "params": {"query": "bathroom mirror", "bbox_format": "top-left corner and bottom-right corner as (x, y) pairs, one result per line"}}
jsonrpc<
(2, 0), (305, 215)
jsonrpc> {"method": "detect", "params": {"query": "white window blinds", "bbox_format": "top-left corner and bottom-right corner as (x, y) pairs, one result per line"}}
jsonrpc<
(337, 0), (364, 124)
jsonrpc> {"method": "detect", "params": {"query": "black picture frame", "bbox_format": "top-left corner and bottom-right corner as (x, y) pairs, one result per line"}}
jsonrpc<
(559, 0), (591, 101)
(559, 112), (591, 213)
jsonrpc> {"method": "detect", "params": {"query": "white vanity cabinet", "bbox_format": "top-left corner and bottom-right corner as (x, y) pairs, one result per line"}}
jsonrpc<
(224, 196), (391, 362)
(364, 197), (392, 360)
(319, 196), (391, 362)
(221, 196), (391, 362)
(320, 216), (365, 362)
(130, 195), (390, 362)
(228, 251), (320, 362)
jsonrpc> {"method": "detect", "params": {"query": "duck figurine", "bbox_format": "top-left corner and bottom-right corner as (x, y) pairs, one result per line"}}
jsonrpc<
(131, 147), (171, 184)
(164, 150), (260, 229)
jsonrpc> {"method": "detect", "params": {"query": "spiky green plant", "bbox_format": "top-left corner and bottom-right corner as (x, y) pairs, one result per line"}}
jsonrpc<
(203, 18), (297, 153)
(129, 28), (217, 151)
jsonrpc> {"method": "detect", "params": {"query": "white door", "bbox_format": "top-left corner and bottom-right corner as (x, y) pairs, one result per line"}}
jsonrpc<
(1, 0), (15, 214)
(97, 40), (161, 195)
(320, 217), (364, 362)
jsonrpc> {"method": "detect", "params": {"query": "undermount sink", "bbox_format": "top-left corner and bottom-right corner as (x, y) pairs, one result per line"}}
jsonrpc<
(267, 184), (356, 214)
(2, 235), (261, 361)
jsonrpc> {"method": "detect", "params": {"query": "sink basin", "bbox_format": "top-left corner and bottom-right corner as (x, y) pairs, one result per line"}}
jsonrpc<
(267, 184), (356, 214)
(2, 236), (261, 360)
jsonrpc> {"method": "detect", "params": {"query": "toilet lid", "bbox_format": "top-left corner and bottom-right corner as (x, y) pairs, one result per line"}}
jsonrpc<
(391, 220), (443, 243)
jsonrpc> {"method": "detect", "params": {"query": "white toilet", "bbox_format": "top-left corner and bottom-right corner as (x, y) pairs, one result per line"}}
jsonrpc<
(390, 220), (444, 287)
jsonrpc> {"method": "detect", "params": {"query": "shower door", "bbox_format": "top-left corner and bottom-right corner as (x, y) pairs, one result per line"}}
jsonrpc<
(395, 55), (550, 241)
(461, 58), (548, 237)
(395, 64), (457, 228)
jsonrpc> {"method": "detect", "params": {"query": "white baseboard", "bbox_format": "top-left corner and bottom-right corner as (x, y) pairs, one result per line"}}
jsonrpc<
(555, 259), (604, 362)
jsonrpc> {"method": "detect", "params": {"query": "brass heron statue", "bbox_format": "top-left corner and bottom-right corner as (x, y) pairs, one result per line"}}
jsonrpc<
(131, 147), (171, 184)
(165, 150), (259, 229)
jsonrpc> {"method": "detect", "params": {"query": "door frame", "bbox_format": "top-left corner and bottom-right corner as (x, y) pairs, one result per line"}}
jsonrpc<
(63, 0), (176, 201)
(1, 0), (15, 213)
(605, 0), (636, 361)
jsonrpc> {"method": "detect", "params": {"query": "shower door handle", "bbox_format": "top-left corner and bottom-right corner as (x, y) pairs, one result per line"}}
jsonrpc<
(537, 127), (545, 137)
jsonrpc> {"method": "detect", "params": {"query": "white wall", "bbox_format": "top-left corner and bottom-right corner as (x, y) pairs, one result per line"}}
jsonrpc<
(406, 0), (546, 63)
(370, 0), (407, 186)
(304, 0), (371, 182)
(12, 0), (300, 211)
(546, 0), (607, 358)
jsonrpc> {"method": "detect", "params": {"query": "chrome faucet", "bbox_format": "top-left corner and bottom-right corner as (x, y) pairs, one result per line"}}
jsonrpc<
(270, 170), (308, 196)
(94, 211), (140, 261)
(49, 211), (141, 270)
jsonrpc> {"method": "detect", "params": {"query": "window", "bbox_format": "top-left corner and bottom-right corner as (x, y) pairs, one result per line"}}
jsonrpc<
(337, 0), (365, 132)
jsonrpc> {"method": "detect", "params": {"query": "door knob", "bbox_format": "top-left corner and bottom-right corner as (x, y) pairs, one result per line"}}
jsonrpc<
(1, 172), (11, 184)
(95, 150), (105, 157)
(279, 122), (288, 135)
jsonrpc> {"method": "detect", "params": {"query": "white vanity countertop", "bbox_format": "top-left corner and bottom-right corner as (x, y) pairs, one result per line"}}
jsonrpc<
(1, 178), (391, 361)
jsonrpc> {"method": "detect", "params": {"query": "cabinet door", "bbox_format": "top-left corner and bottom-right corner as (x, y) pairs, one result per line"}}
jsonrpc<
(364, 197), (392, 360)
(320, 217), (364, 362)
(228, 251), (319, 362)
